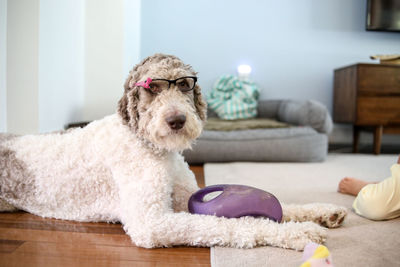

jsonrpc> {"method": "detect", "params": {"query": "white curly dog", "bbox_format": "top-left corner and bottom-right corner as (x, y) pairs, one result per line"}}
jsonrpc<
(0, 54), (346, 250)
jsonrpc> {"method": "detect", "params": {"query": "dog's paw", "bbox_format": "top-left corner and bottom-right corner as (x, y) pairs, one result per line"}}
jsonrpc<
(287, 221), (327, 251)
(262, 221), (327, 251)
(311, 203), (347, 228)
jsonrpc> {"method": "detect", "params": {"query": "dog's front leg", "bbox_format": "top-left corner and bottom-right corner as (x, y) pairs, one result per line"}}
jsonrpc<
(281, 203), (347, 228)
(170, 160), (199, 212)
(115, 168), (327, 251)
(171, 179), (198, 212)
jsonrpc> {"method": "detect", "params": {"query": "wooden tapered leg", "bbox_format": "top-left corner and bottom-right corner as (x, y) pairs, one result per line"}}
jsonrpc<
(353, 125), (360, 153)
(373, 125), (383, 155)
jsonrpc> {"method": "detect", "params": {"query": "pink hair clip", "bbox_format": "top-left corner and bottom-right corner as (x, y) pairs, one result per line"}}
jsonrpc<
(135, 78), (152, 89)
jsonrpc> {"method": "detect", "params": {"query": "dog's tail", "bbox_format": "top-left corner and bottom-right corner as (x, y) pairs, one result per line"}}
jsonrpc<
(0, 133), (18, 143)
(0, 198), (17, 212)
(0, 133), (19, 212)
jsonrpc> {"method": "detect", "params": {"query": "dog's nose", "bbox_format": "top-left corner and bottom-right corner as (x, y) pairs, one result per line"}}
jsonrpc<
(166, 114), (186, 130)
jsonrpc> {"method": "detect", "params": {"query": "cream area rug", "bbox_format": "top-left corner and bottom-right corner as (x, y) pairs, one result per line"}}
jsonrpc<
(204, 154), (400, 267)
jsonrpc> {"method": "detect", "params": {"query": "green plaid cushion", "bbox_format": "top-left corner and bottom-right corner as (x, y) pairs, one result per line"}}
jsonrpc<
(207, 74), (259, 120)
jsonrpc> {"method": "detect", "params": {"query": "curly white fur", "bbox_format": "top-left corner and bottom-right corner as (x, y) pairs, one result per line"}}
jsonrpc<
(0, 54), (346, 251)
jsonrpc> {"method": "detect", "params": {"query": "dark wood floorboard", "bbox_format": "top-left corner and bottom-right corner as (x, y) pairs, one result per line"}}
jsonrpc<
(0, 165), (209, 267)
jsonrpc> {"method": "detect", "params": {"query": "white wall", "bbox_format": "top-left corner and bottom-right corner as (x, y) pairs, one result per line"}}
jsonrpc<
(124, 0), (141, 77)
(7, 0), (39, 134)
(84, 0), (125, 122)
(3, 0), (399, 144)
(0, 0), (6, 132)
(141, 0), (400, 105)
(39, 0), (85, 132)
(140, 0), (400, 144)
(3, 0), (140, 133)
(83, 0), (141, 123)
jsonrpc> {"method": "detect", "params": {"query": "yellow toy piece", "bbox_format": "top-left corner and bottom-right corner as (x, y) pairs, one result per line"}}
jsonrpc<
(300, 242), (333, 267)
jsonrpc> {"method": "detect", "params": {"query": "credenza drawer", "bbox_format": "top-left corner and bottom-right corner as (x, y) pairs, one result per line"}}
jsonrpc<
(358, 65), (400, 95)
(357, 97), (400, 125)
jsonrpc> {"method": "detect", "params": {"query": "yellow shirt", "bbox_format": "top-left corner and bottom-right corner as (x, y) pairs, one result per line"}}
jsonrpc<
(353, 164), (400, 220)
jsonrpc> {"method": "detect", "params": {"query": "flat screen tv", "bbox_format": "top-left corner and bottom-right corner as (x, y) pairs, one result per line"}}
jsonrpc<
(366, 0), (400, 32)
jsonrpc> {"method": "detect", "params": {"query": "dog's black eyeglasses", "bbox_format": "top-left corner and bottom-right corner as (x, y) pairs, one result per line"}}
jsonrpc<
(135, 76), (197, 93)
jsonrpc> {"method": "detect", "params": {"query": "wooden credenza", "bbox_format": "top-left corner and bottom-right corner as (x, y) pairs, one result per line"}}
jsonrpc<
(333, 63), (400, 154)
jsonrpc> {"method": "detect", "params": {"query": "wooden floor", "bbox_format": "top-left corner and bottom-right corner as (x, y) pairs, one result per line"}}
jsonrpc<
(0, 165), (210, 267)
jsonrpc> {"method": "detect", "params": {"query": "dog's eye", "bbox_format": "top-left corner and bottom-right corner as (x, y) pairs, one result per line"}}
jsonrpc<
(176, 79), (191, 92)
(149, 82), (163, 94)
(178, 81), (188, 87)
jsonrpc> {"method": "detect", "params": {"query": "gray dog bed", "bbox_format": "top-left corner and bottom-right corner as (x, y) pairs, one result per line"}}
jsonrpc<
(183, 99), (333, 163)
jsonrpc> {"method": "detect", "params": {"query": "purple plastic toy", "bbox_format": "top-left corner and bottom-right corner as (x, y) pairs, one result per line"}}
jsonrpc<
(188, 184), (282, 222)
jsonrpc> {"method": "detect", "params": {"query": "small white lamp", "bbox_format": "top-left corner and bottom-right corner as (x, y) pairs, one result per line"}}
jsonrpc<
(237, 64), (252, 81)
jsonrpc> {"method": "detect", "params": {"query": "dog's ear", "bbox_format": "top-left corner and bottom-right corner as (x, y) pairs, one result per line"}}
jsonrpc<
(117, 93), (129, 124)
(193, 85), (207, 123)
(118, 56), (153, 129)
(118, 75), (140, 130)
